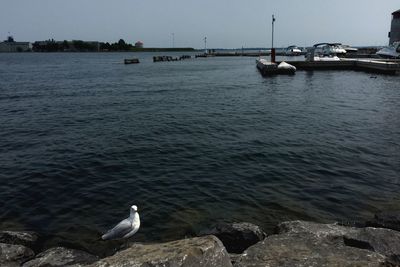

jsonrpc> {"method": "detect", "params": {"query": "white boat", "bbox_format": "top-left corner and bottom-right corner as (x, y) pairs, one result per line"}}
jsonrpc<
(376, 42), (400, 59)
(313, 55), (340, 61)
(341, 45), (358, 53)
(285, 45), (302, 56)
(321, 43), (347, 56)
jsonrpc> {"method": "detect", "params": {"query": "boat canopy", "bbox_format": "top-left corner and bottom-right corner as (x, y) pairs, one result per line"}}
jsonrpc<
(313, 43), (342, 47)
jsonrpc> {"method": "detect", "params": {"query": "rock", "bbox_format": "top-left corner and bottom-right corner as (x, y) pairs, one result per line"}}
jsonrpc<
(0, 231), (39, 248)
(199, 222), (266, 253)
(233, 232), (386, 267)
(279, 220), (400, 259)
(22, 247), (98, 267)
(0, 243), (35, 266)
(228, 253), (241, 265)
(90, 235), (232, 267)
(344, 227), (400, 264)
(366, 211), (400, 232)
(277, 220), (358, 237)
(234, 220), (400, 267)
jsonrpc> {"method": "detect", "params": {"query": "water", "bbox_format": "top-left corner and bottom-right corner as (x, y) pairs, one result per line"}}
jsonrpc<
(0, 52), (399, 255)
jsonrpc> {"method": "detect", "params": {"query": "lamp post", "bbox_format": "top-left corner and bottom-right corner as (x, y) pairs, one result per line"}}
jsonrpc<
(271, 15), (275, 49)
(204, 36), (207, 54)
(271, 15), (276, 62)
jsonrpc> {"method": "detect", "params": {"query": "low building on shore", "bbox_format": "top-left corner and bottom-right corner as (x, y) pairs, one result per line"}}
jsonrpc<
(0, 36), (31, 52)
(389, 9), (400, 45)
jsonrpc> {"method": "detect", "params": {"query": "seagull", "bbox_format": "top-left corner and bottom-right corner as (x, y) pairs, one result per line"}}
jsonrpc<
(102, 205), (140, 240)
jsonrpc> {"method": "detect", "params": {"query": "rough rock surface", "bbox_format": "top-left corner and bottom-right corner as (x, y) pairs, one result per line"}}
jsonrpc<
(279, 220), (400, 258)
(200, 222), (266, 254)
(234, 232), (385, 267)
(90, 235), (232, 267)
(22, 247), (98, 267)
(0, 231), (39, 248)
(0, 242), (35, 266)
(344, 227), (400, 264)
(366, 210), (400, 232)
(234, 220), (400, 267)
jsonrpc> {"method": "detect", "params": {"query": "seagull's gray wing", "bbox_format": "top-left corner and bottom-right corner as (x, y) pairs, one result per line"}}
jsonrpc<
(102, 218), (132, 240)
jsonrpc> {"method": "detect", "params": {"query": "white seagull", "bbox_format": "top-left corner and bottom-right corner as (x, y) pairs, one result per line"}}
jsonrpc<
(102, 205), (140, 240)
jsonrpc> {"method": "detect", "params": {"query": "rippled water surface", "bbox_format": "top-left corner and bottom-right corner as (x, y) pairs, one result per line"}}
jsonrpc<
(0, 52), (399, 254)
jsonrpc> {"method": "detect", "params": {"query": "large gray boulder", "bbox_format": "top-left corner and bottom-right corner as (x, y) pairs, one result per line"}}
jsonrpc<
(366, 210), (400, 231)
(279, 220), (400, 258)
(0, 231), (39, 248)
(22, 247), (98, 267)
(0, 243), (35, 266)
(234, 220), (400, 267)
(90, 235), (232, 267)
(344, 227), (400, 264)
(200, 222), (266, 254)
(233, 232), (386, 267)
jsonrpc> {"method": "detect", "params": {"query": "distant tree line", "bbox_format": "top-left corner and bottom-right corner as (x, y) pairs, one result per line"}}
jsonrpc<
(32, 39), (99, 52)
(31, 38), (195, 52)
(32, 39), (135, 52)
(99, 39), (133, 51)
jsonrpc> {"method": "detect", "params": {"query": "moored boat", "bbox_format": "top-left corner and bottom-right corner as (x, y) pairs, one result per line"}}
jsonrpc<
(285, 45), (302, 56)
(376, 42), (400, 59)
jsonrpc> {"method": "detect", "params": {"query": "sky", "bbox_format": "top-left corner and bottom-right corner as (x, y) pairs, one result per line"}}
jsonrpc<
(0, 0), (399, 48)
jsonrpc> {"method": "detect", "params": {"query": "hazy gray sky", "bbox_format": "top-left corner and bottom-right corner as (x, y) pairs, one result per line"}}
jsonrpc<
(1, 0), (398, 48)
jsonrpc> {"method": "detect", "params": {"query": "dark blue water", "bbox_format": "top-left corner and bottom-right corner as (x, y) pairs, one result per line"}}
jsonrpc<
(1, 52), (399, 254)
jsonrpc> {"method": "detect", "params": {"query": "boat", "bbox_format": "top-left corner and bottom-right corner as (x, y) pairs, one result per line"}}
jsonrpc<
(376, 42), (400, 59)
(306, 43), (348, 61)
(285, 45), (302, 56)
(341, 45), (358, 53)
(124, 58), (140, 64)
(321, 43), (347, 56)
(313, 55), (340, 61)
(256, 58), (296, 76)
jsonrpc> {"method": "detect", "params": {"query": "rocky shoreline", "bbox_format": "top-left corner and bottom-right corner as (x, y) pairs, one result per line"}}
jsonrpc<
(1, 211), (400, 266)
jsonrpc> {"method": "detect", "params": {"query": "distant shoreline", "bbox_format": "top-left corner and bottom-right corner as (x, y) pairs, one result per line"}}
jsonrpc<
(1, 48), (197, 53)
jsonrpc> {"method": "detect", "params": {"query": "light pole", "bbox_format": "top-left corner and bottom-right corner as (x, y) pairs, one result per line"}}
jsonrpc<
(271, 14), (275, 49)
(204, 36), (207, 53)
(271, 15), (276, 62)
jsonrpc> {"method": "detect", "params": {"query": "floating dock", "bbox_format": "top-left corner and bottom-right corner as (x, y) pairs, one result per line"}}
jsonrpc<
(275, 59), (400, 75)
(153, 55), (192, 62)
(124, 58), (139, 64)
(256, 59), (296, 76)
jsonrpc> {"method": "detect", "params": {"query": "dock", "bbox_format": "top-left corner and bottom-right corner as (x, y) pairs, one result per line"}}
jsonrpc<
(275, 59), (400, 74)
(124, 58), (139, 64)
(153, 55), (192, 62)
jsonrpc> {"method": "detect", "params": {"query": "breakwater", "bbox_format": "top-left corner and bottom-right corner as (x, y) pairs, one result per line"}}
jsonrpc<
(2, 210), (400, 266)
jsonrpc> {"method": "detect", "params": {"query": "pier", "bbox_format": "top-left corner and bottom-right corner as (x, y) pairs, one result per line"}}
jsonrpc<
(275, 59), (400, 74)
